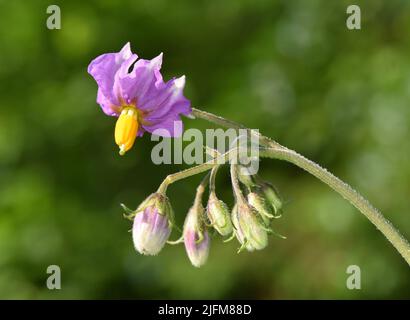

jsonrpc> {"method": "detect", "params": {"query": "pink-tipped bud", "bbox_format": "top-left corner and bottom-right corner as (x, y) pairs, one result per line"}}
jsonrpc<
(183, 204), (210, 267)
(132, 193), (173, 255)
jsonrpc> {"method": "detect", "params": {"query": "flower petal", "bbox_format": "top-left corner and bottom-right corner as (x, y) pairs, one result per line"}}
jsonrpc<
(97, 88), (120, 116)
(142, 117), (185, 138)
(140, 76), (191, 137)
(115, 53), (164, 106)
(88, 43), (137, 113)
(142, 75), (191, 118)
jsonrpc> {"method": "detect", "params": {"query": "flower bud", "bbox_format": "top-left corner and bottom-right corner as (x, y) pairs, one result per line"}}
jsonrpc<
(183, 204), (210, 267)
(247, 191), (274, 225)
(231, 202), (268, 252)
(237, 167), (256, 188)
(231, 205), (253, 251)
(260, 182), (283, 214)
(132, 193), (172, 255)
(206, 192), (233, 236)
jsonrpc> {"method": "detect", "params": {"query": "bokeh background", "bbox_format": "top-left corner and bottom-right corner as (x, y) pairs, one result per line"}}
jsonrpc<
(0, 0), (409, 299)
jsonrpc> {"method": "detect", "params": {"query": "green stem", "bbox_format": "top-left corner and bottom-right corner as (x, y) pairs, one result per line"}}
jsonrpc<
(157, 148), (240, 194)
(193, 108), (410, 265)
(157, 163), (214, 194)
(230, 164), (246, 204)
(194, 173), (209, 208)
(206, 146), (221, 194)
(192, 108), (281, 147)
(209, 165), (219, 193)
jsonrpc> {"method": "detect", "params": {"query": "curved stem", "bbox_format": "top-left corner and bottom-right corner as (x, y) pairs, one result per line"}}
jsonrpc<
(206, 146), (221, 194)
(192, 108), (281, 147)
(157, 163), (214, 194)
(193, 108), (410, 265)
(230, 164), (246, 203)
(209, 165), (219, 193)
(157, 147), (241, 194)
(194, 173), (210, 208)
(262, 146), (410, 265)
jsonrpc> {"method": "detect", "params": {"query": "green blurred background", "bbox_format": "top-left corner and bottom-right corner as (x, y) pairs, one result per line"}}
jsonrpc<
(0, 0), (409, 299)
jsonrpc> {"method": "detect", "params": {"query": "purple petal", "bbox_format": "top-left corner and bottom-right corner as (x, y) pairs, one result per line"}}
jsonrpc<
(88, 43), (137, 114)
(115, 53), (164, 106)
(115, 57), (191, 136)
(88, 44), (192, 137)
(97, 88), (120, 116)
(142, 76), (191, 117)
(142, 117), (185, 138)
(141, 76), (191, 137)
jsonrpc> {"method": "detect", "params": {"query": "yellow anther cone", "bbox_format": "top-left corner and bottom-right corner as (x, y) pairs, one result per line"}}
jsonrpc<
(115, 107), (139, 155)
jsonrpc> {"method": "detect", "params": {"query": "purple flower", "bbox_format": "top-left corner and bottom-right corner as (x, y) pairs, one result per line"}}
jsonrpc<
(87, 43), (191, 155)
(183, 206), (210, 267)
(132, 206), (172, 255)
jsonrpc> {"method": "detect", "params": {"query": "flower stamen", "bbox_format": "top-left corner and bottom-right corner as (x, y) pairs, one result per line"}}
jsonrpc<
(115, 107), (139, 155)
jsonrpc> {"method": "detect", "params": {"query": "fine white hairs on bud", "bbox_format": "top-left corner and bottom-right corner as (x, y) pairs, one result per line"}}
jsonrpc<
(132, 193), (173, 255)
(183, 204), (210, 267)
(207, 192), (233, 236)
(247, 190), (275, 225)
(231, 203), (268, 252)
(259, 182), (283, 215)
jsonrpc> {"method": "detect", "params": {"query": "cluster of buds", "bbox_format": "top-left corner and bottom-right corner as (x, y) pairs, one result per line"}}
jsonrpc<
(124, 164), (284, 267)
(232, 166), (284, 252)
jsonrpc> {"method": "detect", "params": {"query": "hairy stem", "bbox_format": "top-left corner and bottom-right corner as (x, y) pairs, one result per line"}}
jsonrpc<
(194, 173), (210, 208)
(157, 148), (240, 194)
(192, 108), (281, 147)
(262, 146), (410, 265)
(193, 108), (410, 265)
(230, 164), (246, 204)
(209, 165), (219, 193)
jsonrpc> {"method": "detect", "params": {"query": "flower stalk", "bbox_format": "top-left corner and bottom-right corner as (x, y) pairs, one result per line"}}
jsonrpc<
(89, 45), (410, 267)
(182, 174), (211, 267)
(192, 108), (410, 266)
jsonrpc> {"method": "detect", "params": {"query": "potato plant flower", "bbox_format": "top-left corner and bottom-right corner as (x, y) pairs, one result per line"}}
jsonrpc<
(88, 43), (191, 155)
(89, 43), (410, 268)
